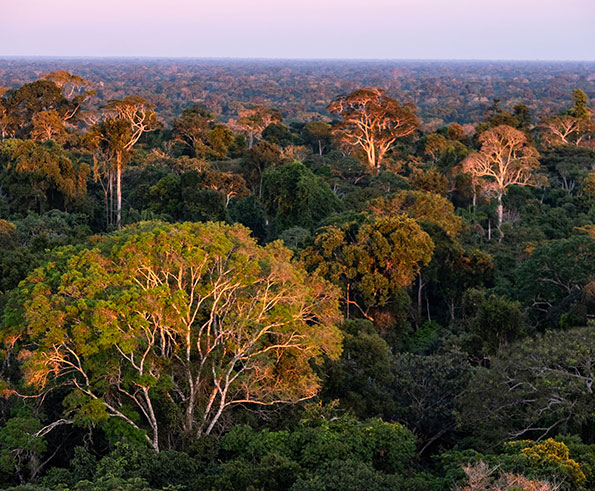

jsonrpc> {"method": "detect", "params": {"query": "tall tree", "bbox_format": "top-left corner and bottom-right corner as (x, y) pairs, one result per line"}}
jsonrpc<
(2, 222), (342, 451)
(100, 96), (157, 228)
(327, 87), (418, 171)
(462, 125), (543, 229)
(303, 217), (434, 321)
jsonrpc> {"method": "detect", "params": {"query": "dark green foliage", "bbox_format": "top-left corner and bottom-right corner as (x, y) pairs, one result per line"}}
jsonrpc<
(321, 320), (394, 418)
(262, 123), (299, 147)
(228, 194), (268, 241)
(143, 170), (228, 222)
(460, 288), (527, 357)
(262, 161), (342, 236)
(461, 326), (595, 447)
(389, 352), (471, 453)
(0, 139), (89, 214)
(515, 234), (595, 328)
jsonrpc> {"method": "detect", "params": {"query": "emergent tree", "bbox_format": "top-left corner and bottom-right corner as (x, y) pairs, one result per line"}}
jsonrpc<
(327, 87), (418, 172)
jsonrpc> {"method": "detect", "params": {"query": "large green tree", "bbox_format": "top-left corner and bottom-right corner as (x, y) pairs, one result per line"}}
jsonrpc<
(303, 217), (434, 322)
(2, 222), (342, 451)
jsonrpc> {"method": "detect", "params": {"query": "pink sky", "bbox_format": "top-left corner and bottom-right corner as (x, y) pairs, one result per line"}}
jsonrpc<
(2, 0), (594, 60)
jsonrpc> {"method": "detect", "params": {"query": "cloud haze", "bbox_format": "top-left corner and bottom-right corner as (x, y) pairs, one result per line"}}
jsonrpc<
(1, 0), (593, 60)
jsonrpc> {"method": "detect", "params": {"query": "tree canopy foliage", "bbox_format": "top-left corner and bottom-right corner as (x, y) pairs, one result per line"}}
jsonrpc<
(0, 61), (593, 489)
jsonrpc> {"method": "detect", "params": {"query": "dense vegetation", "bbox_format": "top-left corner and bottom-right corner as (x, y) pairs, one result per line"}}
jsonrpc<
(0, 61), (594, 490)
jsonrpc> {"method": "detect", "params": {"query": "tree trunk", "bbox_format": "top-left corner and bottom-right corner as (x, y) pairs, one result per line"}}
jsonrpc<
(417, 272), (423, 324)
(116, 153), (122, 230)
(497, 192), (503, 229)
(109, 170), (114, 228)
(142, 387), (160, 452)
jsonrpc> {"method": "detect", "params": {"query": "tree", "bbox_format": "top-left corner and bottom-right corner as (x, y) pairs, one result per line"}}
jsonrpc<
(321, 319), (394, 418)
(462, 125), (543, 229)
(327, 87), (418, 171)
(261, 161), (343, 237)
(540, 89), (593, 149)
(303, 217), (434, 321)
(460, 288), (526, 357)
(390, 352), (471, 455)
(199, 169), (249, 206)
(241, 140), (284, 198)
(2, 74), (93, 139)
(2, 221), (342, 451)
(231, 105), (282, 149)
(42, 70), (90, 99)
(570, 89), (591, 121)
(302, 122), (332, 155)
(540, 115), (586, 147)
(30, 110), (68, 143)
(2, 140), (88, 213)
(515, 234), (595, 329)
(368, 190), (463, 238)
(461, 326), (595, 446)
(171, 104), (216, 158)
(97, 96), (157, 228)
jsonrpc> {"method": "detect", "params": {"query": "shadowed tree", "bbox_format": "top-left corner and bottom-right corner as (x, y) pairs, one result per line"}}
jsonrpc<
(302, 121), (332, 155)
(171, 104), (216, 157)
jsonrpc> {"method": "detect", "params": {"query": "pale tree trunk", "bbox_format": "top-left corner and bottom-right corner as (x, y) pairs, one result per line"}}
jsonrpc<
(496, 192), (503, 229)
(142, 387), (160, 452)
(116, 153), (122, 230)
(109, 170), (114, 228)
(417, 272), (424, 325)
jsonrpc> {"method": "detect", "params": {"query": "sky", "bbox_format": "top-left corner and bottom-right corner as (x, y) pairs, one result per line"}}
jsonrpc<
(1, 0), (594, 60)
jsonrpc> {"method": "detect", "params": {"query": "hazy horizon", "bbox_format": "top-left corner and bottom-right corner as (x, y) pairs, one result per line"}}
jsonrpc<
(2, 0), (594, 61)
(1, 56), (594, 64)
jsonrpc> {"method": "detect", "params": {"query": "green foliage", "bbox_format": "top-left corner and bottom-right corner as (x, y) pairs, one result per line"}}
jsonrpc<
(390, 351), (471, 452)
(3, 221), (342, 450)
(460, 288), (527, 356)
(144, 170), (228, 222)
(516, 234), (595, 328)
(322, 320), (394, 418)
(304, 216), (434, 321)
(1, 67), (595, 491)
(0, 139), (89, 214)
(220, 416), (416, 475)
(0, 416), (46, 486)
(262, 161), (342, 236)
(461, 325), (595, 447)
(440, 437), (592, 490)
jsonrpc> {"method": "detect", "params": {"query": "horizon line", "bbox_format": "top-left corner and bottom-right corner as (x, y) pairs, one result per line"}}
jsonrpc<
(1, 55), (595, 64)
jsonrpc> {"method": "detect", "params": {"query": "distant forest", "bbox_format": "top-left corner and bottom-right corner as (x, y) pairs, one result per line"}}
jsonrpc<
(1, 59), (594, 127)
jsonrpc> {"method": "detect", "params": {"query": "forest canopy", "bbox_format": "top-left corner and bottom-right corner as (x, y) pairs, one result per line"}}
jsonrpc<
(0, 60), (594, 490)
